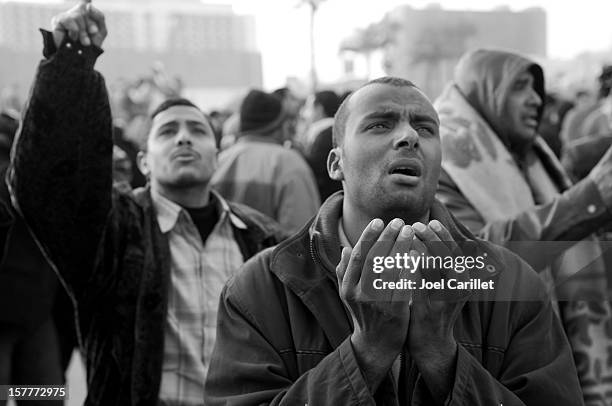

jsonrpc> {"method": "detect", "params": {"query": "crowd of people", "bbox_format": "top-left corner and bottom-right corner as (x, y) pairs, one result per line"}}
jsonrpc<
(4, 1), (612, 406)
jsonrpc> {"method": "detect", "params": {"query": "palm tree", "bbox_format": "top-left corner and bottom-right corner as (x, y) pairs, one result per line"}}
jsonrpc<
(298, 0), (327, 92)
(339, 21), (390, 78)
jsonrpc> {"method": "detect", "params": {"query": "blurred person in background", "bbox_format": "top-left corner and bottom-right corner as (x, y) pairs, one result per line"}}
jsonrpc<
(0, 112), (64, 406)
(0, 85), (22, 115)
(561, 68), (612, 183)
(538, 92), (573, 157)
(299, 90), (343, 200)
(212, 89), (320, 234)
(9, 2), (285, 404)
(579, 66), (612, 138)
(273, 86), (303, 147)
(560, 88), (597, 147)
(218, 111), (240, 150)
(435, 48), (612, 405)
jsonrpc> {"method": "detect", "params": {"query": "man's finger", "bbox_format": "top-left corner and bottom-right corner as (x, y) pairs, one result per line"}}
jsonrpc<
(412, 236), (443, 284)
(345, 219), (385, 286)
(336, 246), (350, 291)
(344, 218), (384, 288)
(413, 221), (451, 259)
(72, 14), (91, 46)
(87, 5), (107, 47)
(412, 222), (439, 242)
(87, 3), (106, 27)
(86, 16), (99, 35)
(58, 19), (80, 42)
(428, 220), (460, 255)
(368, 217), (404, 259)
(388, 225), (415, 303)
(359, 218), (405, 290)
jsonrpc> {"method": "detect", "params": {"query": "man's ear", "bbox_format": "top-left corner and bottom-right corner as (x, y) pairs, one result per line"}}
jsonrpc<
(327, 147), (344, 181)
(136, 151), (150, 177)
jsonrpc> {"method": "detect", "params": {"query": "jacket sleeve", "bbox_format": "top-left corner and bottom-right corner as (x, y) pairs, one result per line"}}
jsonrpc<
(444, 301), (583, 405)
(8, 31), (113, 298)
(205, 280), (377, 405)
(436, 167), (612, 246)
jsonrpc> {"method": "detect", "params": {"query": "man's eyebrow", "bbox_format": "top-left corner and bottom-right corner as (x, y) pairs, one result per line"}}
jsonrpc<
(513, 76), (531, 87)
(187, 120), (209, 127)
(360, 107), (438, 125)
(361, 109), (400, 121)
(410, 112), (439, 125)
(155, 120), (178, 130)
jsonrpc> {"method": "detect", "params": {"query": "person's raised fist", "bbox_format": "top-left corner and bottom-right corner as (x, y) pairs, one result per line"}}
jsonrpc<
(51, 0), (107, 49)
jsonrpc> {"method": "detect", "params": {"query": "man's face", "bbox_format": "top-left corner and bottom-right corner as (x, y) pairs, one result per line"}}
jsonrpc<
(500, 70), (542, 145)
(331, 83), (441, 219)
(141, 105), (217, 189)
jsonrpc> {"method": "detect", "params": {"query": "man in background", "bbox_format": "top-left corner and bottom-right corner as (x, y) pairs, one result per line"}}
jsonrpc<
(212, 89), (320, 234)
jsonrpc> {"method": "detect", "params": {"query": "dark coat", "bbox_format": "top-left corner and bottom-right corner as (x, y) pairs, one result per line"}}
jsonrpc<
(205, 192), (584, 405)
(0, 176), (58, 331)
(10, 31), (286, 406)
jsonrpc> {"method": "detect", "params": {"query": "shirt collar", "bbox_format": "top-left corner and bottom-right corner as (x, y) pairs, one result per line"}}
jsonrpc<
(151, 188), (246, 233)
(337, 216), (352, 249)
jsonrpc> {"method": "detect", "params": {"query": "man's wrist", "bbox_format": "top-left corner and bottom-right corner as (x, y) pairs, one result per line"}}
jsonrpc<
(40, 29), (103, 70)
(412, 340), (458, 405)
(350, 332), (399, 394)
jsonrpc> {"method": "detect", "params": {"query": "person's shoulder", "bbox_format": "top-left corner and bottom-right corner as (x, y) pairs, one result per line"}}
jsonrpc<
(222, 246), (281, 312)
(273, 147), (315, 175)
(479, 240), (549, 301)
(228, 200), (288, 241)
(109, 186), (148, 225)
(224, 224), (310, 302)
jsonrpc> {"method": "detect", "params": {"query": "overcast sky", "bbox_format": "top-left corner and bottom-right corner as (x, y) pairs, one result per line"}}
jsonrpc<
(7, 0), (612, 88)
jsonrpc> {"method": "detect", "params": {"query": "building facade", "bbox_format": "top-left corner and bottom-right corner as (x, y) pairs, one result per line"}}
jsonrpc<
(0, 0), (262, 110)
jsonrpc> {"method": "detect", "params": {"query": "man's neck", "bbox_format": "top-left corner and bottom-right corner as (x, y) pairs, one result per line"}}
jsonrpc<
(341, 200), (430, 247)
(151, 181), (212, 209)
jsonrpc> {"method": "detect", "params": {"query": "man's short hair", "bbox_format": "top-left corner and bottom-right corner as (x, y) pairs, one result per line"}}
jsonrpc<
(314, 90), (341, 118)
(332, 77), (418, 148)
(137, 98), (209, 151)
(150, 97), (202, 120)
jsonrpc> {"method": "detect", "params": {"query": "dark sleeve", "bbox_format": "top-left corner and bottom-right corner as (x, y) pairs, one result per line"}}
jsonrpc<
(447, 306), (582, 406)
(8, 30), (113, 297)
(205, 256), (376, 405)
(442, 254), (584, 406)
(437, 168), (612, 244)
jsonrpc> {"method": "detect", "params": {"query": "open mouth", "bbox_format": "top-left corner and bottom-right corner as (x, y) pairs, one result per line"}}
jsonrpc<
(172, 149), (200, 161)
(389, 165), (422, 177)
(522, 112), (539, 128)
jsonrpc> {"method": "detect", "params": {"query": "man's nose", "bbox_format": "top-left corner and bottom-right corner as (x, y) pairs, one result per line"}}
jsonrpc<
(528, 87), (542, 107)
(393, 124), (419, 150)
(175, 126), (192, 145)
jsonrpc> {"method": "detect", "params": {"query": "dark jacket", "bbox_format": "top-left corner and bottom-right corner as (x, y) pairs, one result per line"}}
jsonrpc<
(9, 32), (285, 406)
(0, 172), (58, 331)
(205, 192), (583, 405)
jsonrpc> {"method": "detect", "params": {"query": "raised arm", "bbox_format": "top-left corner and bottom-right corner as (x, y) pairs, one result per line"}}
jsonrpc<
(8, 1), (112, 295)
(437, 167), (612, 246)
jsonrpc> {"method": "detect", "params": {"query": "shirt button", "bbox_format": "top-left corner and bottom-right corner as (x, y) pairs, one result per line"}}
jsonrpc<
(587, 204), (597, 214)
(65, 42), (72, 49)
(77, 49), (83, 55)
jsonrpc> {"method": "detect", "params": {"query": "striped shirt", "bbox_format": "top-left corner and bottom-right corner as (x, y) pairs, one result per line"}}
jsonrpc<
(154, 189), (246, 406)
